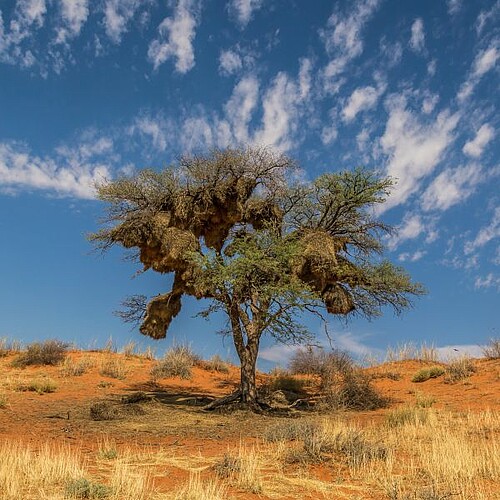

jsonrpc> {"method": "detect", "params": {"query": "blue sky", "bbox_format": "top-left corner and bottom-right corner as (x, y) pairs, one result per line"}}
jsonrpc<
(0, 0), (498, 368)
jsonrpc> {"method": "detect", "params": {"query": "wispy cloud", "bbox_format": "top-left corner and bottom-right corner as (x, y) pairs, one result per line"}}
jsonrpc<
(379, 94), (459, 212)
(457, 41), (498, 102)
(462, 123), (495, 158)
(474, 273), (500, 290)
(0, 140), (112, 199)
(228, 0), (263, 28)
(465, 206), (500, 255)
(398, 250), (426, 262)
(341, 76), (386, 122)
(422, 163), (483, 212)
(447, 0), (462, 17)
(388, 213), (426, 250)
(320, 0), (381, 93)
(409, 18), (425, 54)
(148, 0), (200, 73)
(103, 0), (149, 44)
(55, 0), (89, 44)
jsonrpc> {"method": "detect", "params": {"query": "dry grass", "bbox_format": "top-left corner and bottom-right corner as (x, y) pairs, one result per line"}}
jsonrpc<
(60, 355), (95, 376)
(12, 377), (57, 394)
(444, 356), (476, 384)
(482, 337), (500, 359)
(99, 357), (128, 380)
(0, 409), (497, 499)
(203, 355), (230, 373)
(386, 342), (438, 362)
(411, 366), (445, 383)
(151, 344), (199, 380)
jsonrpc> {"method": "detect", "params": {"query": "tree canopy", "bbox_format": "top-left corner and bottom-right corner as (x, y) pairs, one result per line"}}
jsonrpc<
(90, 146), (425, 408)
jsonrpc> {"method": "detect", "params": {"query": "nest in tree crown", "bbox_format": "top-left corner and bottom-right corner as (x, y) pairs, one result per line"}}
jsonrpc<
(140, 292), (182, 339)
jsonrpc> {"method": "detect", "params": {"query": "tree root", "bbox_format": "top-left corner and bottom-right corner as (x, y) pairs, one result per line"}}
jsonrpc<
(202, 390), (273, 413)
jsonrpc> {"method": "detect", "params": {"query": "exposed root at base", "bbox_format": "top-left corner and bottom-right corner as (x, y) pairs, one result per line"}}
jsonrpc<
(202, 390), (272, 413)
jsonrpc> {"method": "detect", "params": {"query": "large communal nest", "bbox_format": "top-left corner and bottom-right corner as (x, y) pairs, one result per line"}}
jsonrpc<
(140, 292), (182, 339)
(293, 230), (356, 314)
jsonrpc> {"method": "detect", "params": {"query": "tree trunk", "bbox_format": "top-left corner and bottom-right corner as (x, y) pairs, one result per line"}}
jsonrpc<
(240, 342), (259, 405)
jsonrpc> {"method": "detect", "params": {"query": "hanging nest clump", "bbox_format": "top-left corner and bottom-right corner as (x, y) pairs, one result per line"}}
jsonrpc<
(140, 292), (182, 339)
(243, 198), (283, 230)
(292, 230), (356, 315)
(293, 230), (347, 289)
(322, 284), (355, 314)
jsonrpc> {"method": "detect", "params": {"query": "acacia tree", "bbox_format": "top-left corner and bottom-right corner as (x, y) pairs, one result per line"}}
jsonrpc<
(90, 147), (424, 409)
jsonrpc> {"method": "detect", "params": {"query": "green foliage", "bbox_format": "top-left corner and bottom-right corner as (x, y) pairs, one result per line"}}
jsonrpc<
(411, 366), (445, 383)
(65, 478), (111, 499)
(11, 339), (68, 367)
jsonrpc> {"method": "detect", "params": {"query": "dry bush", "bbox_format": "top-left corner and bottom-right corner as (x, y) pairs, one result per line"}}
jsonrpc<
(0, 394), (8, 409)
(203, 354), (230, 373)
(482, 337), (500, 359)
(268, 372), (306, 393)
(0, 338), (22, 357)
(11, 339), (68, 367)
(173, 473), (226, 500)
(99, 357), (128, 380)
(411, 366), (445, 383)
(121, 341), (138, 358)
(289, 346), (353, 376)
(13, 377), (57, 394)
(60, 356), (95, 376)
(264, 420), (317, 443)
(369, 371), (402, 381)
(444, 356), (476, 384)
(90, 401), (118, 421)
(150, 344), (199, 380)
(322, 370), (388, 410)
(212, 453), (241, 478)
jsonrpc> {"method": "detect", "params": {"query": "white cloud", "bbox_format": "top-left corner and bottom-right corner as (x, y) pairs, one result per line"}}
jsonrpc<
(398, 250), (426, 262)
(463, 124), (495, 158)
(258, 344), (300, 364)
(475, 273), (500, 290)
(219, 49), (242, 76)
(56, 0), (89, 43)
(129, 115), (171, 152)
(104, 0), (148, 44)
(379, 95), (459, 211)
(224, 76), (259, 143)
(465, 206), (500, 254)
(409, 18), (425, 53)
(388, 213), (425, 250)
(320, 0), (381, 92)
(228, 0), (263, 27)
(427, 59), (437, 76)
(342, 78), (386, 122)
(457, 42), (498, 102)
(0, 141), (111, 199)
(148, 0), (200, 73)
(254, 68), (309, 150)
(447, 0), (462, 16)
(475, 1), (500, 36)
(422, 163), (482, 212)
(436, 344), (484, 360)
(0, 0), (47, 67)
(422, 93), (439, 114)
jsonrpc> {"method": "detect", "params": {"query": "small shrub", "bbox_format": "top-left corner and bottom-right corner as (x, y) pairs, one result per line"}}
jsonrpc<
(0, 394), (8, 408)
(14, 378), (57, 394)
(97, 381), (113, 389)
(11, 339), (68, 367)
(411, 366), (445, 383)
(65, 478), (111, 498)
(415, 392), (436, 408)
(269, 373), (306, 393)
(444, 356), (476, 383)
(61, 356), (95, 376)
(212, 453), (241, 478)
(122, 341), (137, 357)
(331, 428), (387, 467)
(89, 401), (117, 421)
(386, 405), (429, 427)
(322, 371), (388, 410)
(0, 338), (22, 357)
(99, 358), (127, 380)
(290, 346), (353, 376)
(482, 337), (500, 359)
(204, 354), (230, 373)
(150, 344), (199, 380)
